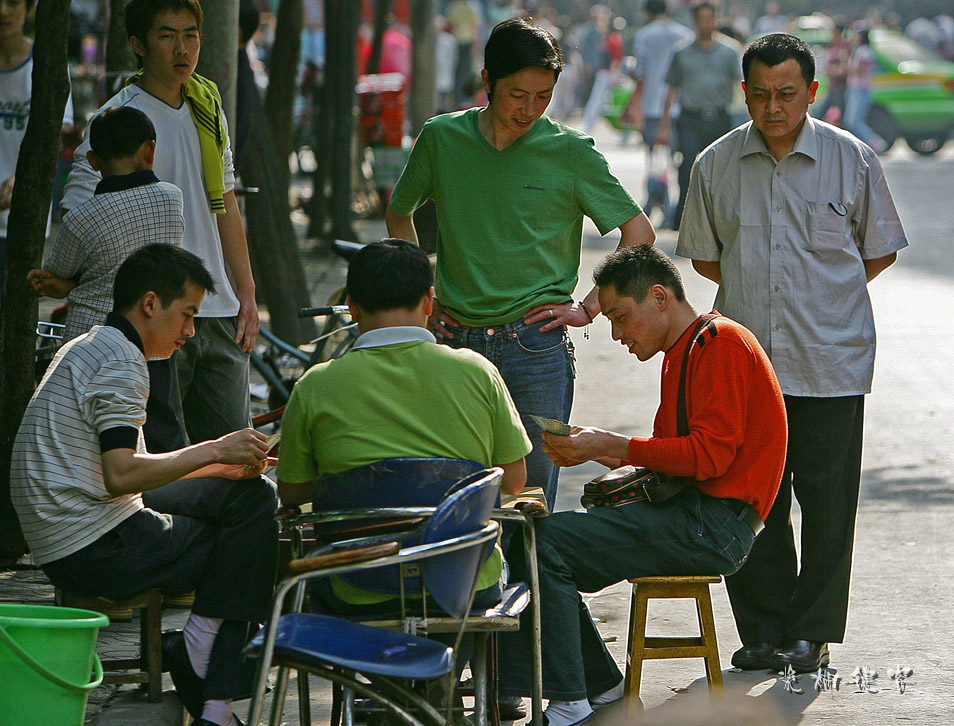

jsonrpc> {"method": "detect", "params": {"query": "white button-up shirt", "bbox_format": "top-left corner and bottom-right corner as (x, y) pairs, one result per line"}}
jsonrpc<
(676, 116), (908, 397)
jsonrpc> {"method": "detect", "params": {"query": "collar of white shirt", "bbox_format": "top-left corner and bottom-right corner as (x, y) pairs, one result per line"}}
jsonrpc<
(351, 325), (437, 350)
(740, 114), (820, 161)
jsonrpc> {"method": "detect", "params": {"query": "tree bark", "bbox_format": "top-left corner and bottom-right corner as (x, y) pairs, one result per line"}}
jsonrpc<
(194, 0), (238, 127)
(408, 0), (438, 137)
(263, 0), (301, 191)
(327, 0), (359, 240)
(238, 56), (316, 344)
(0, 0), (71, 566)
(105, 0), (137, 97)
(366, 0), (393, 76)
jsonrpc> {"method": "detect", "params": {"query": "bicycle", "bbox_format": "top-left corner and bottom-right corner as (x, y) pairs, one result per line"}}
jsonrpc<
(250, 302), (358, 415)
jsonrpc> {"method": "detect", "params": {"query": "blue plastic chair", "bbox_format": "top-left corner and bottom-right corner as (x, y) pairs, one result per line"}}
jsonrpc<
(247, 468), (503, 726)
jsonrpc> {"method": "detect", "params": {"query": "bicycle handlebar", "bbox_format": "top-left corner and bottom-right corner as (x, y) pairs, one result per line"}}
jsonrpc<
(298, 305), (351, 318)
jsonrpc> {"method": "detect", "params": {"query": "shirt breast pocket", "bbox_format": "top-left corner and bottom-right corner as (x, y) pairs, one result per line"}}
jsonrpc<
(806, 200), (849, 253)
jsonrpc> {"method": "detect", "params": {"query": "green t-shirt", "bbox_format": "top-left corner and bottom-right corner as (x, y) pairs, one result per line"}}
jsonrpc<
(389, 108), (642, 326)
(277, 329), (531, 604)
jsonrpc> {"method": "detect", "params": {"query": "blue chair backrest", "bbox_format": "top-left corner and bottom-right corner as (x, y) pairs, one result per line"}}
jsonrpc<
(312, 458), (484, 513)
(420, 468), (502, 618)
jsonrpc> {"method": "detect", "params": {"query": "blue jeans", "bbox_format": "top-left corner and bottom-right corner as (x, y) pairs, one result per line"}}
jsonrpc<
(443, 319), (574, 510)
(844, 87), (876, 146)
(497, 487), (755, 700)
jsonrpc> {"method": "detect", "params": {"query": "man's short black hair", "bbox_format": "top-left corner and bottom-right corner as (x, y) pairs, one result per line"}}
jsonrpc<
(743, 32), (816, 86)
(593, 244), (686, 303)
(238, 0), (260, 45)
(89, 107), (157, 162)
(346, 239), (433, 313)
(113, 244), (216, 313)
(484, 17), (563, 100)
(125, 0), (203, 43)
(646, 0), (668, 16)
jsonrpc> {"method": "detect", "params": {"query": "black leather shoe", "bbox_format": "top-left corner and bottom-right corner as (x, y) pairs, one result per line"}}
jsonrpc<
(162, 629), (205, 718)
(775, 640), (830, 673)
(498, 696), (527, 720)
(731, 642), (779, 670)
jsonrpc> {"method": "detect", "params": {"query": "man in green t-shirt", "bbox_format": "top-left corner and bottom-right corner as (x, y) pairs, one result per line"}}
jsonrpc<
(386, 18), (655, 509)
(276, 239), (530, 506)
(276, 239), (530, 616)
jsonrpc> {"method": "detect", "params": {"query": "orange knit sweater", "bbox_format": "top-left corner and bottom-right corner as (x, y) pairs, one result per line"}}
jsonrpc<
(626, 314), (787, 521)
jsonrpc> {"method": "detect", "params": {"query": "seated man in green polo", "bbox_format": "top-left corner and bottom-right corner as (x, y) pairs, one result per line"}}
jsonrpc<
(276, 239), (531, 610)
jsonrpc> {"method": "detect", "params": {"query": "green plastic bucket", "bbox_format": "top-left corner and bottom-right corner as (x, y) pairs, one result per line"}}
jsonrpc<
(0, 604), (108, 726)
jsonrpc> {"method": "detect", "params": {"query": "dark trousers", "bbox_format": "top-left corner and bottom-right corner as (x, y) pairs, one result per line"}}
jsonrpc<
(44, 476), (279, 700)
(497, 487), (754, 700)
(673, 109), (732, 229)
(725, 395), (864, 646)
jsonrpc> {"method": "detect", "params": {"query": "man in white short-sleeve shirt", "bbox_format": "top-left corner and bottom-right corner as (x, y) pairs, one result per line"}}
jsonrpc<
(61, 0), (257, 446)
(676, 33), (907, 675)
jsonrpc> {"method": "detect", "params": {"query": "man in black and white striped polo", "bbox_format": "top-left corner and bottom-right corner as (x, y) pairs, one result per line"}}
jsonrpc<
(12, 244), (277, 726)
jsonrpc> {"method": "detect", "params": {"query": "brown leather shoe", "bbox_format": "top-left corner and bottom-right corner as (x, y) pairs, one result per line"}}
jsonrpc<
(775, 640), (830, 673)
(731, 642), (778, 670)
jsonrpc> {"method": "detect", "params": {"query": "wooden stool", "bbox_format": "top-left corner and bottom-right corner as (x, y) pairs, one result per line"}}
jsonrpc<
(55, 588), (163, 702)
(624, 576), (724, 701)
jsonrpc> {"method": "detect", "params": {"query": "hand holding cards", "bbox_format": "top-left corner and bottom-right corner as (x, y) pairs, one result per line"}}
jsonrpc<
(530, 414), (571, 436)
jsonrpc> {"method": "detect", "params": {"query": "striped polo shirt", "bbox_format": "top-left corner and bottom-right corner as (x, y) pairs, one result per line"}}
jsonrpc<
(11, 322), (148, 565)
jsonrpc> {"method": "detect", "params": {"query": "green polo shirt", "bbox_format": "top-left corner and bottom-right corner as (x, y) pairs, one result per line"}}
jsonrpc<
(389, 109), (642, 325)
(277, 326), (531, 605)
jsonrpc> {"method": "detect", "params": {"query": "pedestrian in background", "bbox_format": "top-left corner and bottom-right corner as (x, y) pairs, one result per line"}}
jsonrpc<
(656, 0), (741, 230)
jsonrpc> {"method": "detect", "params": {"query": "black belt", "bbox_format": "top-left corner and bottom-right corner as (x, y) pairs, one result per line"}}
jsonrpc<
(721, 498), (764, 537)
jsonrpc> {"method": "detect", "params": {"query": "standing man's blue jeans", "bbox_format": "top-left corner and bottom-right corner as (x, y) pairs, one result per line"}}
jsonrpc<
(496, 487), (755, 700)
(443, 319), (574, 510)
(844, 87), (877, 147)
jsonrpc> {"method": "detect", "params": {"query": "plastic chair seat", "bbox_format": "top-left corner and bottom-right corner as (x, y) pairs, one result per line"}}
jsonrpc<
(249, 612), (454, 681)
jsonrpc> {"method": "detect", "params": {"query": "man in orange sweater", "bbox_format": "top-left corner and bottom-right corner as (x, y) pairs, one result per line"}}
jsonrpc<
(497, 245), (787, 726)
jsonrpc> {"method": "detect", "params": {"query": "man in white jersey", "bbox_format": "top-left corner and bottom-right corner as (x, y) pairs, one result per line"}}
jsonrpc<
(12, 244), (277, 726)
(61, 0), (256, 445)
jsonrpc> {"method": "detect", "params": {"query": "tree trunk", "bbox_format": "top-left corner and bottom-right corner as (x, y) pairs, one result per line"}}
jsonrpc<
(105, 0), (136, 97)
(194, 0), (238, 127)
(408, 0), (437, 137)
(0, 0), (71, 566)
(327, 0), (359, 240)
(366, 0), (392, 76)
(239, 58), (316, 344)
(263, 0), (301, 191)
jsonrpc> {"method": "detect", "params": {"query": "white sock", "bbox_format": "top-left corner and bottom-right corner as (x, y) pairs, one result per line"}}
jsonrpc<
(183, 613), (223, 679)
(200, 698), (234, 725)
(544, 699), (593, 726)
(589, 680), (624, 706)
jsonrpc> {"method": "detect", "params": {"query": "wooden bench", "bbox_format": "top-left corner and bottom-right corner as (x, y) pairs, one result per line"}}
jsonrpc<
(55, 588), (163, 702)
(624, 575), (724, 704)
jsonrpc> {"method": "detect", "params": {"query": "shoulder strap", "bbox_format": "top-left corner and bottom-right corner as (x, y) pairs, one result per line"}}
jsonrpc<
(676, 313), (720, 437)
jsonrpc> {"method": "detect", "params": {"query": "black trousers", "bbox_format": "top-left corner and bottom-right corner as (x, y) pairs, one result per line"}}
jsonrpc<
(44, 476), (279, 700)
(724, 395), (864, 645)
(673, 109), (732, 229)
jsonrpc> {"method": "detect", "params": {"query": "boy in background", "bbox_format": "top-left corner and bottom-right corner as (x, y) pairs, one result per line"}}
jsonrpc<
(29, 106), (184, 341)
(29, 106), (186, 452)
